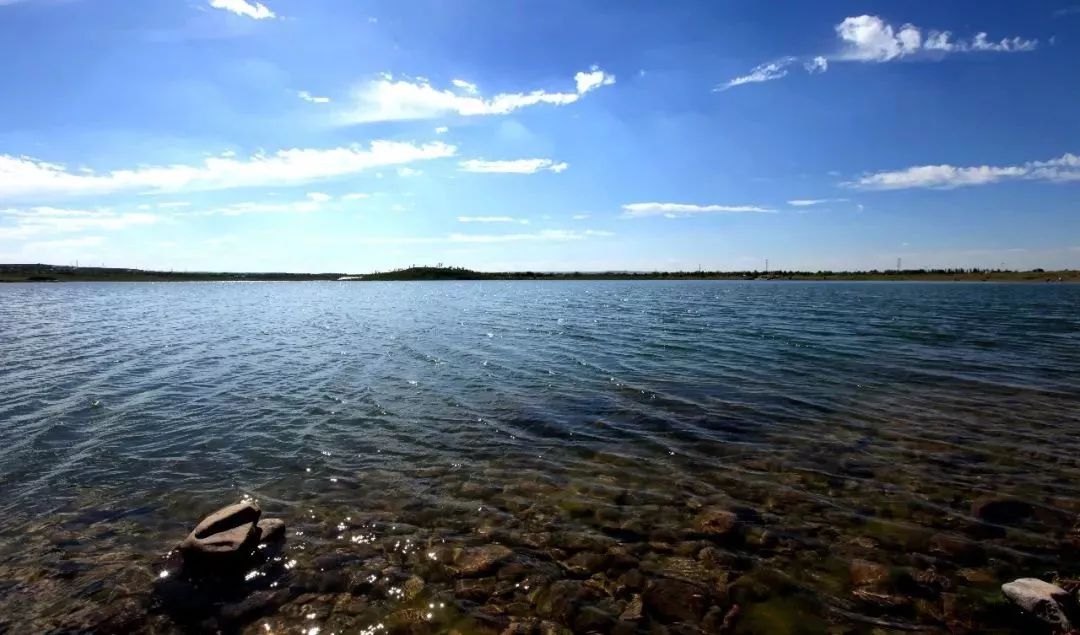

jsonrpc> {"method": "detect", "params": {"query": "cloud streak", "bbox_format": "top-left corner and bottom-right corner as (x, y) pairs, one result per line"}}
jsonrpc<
(848, 153), (1080, 190)
(208, 0), (275, 20)
(720, 15), (1037, 90)
(340, 66), (614, 124)
(459, 159), (568, 174)
(0, 141), (456, 201)
(717, 58), (797, 91)
(298, 91), (330, 104)
(622, 203), (775, 218)
(788, 198), (847, 207)
(457, 216), (530, 224)
(447, 229), (612, 244)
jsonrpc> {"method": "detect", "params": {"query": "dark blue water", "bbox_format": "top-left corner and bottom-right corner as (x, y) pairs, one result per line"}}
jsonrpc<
(1, 281), (1078, 633)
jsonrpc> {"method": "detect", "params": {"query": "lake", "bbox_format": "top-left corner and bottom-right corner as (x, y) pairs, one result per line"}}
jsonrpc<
(1, 280), (1078, 633)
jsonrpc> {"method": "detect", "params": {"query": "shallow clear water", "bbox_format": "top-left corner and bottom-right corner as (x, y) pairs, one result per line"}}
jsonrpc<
(1, 280), (1078, 633)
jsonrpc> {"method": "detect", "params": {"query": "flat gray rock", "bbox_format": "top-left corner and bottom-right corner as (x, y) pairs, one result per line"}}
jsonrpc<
(1001, 578), (1073, 630)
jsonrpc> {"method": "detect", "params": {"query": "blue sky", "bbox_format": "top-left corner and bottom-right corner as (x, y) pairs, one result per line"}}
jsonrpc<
(1, 0), (1078, 272)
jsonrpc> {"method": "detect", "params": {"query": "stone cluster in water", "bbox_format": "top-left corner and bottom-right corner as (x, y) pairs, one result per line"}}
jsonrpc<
(127, 495), (1080, 634)
(14, 470), (1080, 634)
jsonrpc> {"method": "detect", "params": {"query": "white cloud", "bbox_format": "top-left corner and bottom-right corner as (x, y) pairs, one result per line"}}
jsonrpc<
(0, 141), (456, 200)
(837, 14), (1036, 61)
(342, 192), (370, 200)
(298, 91), (331, 104)
(208, 0), (275, 20)
(459, 159), (568, 174)
(0, 207), (159, 240)
(849, 153), (1080, 190)
(435, 126), (449, 134)
(717, 58), (796, 91)
(451, 79), (478, 94)
(722, 15), (1035, 90)
(397, 167), (421, 177)
(575, 66), (616, 93)
(157, 201), (192, 209)
(571, 214), (590, 220)
(835, 15), (923, 61)
(307, 192), (332, 202)
(340, 68), (614, 124)
(622, 203), (775, 217)
(805, 56), (828, 74)
(457, 216), (530, 224)
(788, 198), (847, 206)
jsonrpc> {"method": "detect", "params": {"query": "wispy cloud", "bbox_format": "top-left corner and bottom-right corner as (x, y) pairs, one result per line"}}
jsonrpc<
(0, 141), (456, 200)
(435, 126), (449, 134)
(805, 56), (828, 74)
(717, 58), (797, 91)
(457, 216), (530, 224)
(178, 194), (339, 217)
(340, 66), (614, 124)
(448, 229), (611, 243)
(338, 229), (613, 246)
(721, 15), (1036, 90)
(298, 90), (330, 104)
(571, 214), (590, 220)
(459, 159), (568, 174)
(450, 79), (478, 94)
(0, 207), (159, 240)
(788, 198), (848, 207)
(208, 0), (275, 20)
(848, 153), (1080, 190)
(622, 203), (775, 218)
(25, 235), (106, 250)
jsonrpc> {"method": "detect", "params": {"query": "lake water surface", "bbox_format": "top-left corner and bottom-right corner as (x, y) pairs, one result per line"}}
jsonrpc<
(1, 281), (1079, 633)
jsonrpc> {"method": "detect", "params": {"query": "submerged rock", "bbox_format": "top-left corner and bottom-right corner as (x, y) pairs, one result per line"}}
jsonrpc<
(972, 497), (1034, 525)
(850, 559), (889, 588)
(643, 578), (708, 622)
(455, 544), (514, 577)
(1001, 578), (1075, 631)
(695, 507), (740, 538)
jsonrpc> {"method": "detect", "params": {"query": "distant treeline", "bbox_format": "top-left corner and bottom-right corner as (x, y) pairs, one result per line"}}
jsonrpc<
(1, 263), (1075, 283)
(358, 266), (1075, 282)
(0, 264), (343, 282)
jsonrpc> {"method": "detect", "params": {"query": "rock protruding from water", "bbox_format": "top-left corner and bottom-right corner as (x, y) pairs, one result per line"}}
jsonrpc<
(176, 501), (285, 576)
(256, 518), (286, 544)
(1001, 578), (1075, 632)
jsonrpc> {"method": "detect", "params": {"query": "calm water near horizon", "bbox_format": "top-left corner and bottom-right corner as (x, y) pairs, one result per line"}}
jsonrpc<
(1, 280), (1079, 633)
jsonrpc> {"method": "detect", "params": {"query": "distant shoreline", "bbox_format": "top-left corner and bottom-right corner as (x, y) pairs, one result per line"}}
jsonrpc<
(1, 264), (1077, 284)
